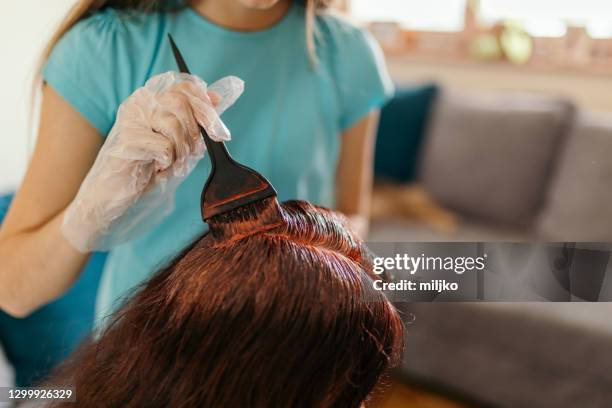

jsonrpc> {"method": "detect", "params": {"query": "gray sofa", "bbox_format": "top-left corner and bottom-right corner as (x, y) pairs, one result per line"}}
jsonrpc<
(369, 88), (612, 407)
(398, 302), (612, 408)
(371, 88), (612, 243)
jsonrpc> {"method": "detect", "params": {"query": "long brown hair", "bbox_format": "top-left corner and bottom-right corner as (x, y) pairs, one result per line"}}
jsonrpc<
(48, 199), (403, 407)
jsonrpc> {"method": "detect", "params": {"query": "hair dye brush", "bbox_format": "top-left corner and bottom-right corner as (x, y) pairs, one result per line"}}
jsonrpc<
(168, 34), (279, 228)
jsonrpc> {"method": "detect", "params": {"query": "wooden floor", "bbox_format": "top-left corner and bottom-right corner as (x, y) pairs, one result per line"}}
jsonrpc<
(372, 380), (473, 408)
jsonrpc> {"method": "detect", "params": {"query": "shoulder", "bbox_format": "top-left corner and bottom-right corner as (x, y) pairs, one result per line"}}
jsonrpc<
(54, 8), (162, 58)
(316, 11), (364, 37)
(315, 12), (380, 60)
(315, 11), (390, 86)
(315, 12), (394, 129)
(43, 8), (165, 135)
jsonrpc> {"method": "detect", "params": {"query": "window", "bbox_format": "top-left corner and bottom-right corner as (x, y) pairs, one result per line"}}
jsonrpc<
(351, 0), (467, 32)
(478, 0), (612, 38)
(351, 0), (612, 38)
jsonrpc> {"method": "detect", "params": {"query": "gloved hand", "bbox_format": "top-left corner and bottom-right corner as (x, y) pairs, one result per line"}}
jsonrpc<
(62, 71), (244, 253)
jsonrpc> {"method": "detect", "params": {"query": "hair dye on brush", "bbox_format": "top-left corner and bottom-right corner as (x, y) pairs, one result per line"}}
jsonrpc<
(207, 197), (286, 242)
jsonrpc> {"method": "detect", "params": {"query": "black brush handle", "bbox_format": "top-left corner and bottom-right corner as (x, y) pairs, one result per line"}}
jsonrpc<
(198, 125), (233, 170)
(167, 33), (277, 221)
(167, 33), (232, 171)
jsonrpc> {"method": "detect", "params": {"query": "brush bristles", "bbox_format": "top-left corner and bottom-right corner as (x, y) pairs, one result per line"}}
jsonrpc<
(207, 198), (286, 242)
(208, 199), (273, 225)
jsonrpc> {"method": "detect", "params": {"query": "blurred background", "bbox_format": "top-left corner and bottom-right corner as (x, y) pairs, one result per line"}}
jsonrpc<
(1, 1), (612, 407)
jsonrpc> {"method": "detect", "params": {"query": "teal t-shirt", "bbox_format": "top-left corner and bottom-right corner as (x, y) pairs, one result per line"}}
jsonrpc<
(43, 3), (393, 324)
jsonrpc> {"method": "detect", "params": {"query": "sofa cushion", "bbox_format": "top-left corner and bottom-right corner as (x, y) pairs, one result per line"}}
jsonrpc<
(374, 84), (438, 183)
(399, 303), (612, 408)
(418, 89), (574, 226)
(538, 111), (612, 240)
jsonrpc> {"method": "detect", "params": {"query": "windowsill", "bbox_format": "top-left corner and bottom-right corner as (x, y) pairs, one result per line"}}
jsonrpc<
(384, 52), (612, 79)
(384, 52), (612, 113)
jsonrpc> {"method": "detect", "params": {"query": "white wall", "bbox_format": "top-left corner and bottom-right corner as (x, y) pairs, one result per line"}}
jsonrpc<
(0, 1), (76, 194)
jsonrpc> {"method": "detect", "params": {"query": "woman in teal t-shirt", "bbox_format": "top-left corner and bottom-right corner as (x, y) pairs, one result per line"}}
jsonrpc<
(0, 0), (392, 322)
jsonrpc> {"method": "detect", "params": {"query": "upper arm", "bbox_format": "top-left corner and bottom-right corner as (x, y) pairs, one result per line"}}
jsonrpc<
(327, 20), (391, 215)
(320, 17), (393, 131)
(0, 85), (102, 237)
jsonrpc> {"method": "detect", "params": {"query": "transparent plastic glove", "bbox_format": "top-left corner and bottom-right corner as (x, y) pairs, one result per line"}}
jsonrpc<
(62, 71), (244, 252)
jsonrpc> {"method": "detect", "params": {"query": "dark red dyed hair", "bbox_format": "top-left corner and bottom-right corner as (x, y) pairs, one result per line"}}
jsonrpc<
(50, 200), (403, 407)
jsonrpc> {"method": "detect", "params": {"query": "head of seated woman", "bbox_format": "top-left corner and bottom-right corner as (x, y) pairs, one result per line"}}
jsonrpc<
(50, 199), (404, 408)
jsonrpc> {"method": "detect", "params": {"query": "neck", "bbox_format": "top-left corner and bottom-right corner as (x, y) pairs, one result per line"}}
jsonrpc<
(189, 0), (292, 32)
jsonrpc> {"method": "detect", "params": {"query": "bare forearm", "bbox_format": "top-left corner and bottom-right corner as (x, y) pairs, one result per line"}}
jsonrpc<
(0, 212), (89, 317)
(336, 162), (372, 237)
(336, 112), (380, 238)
